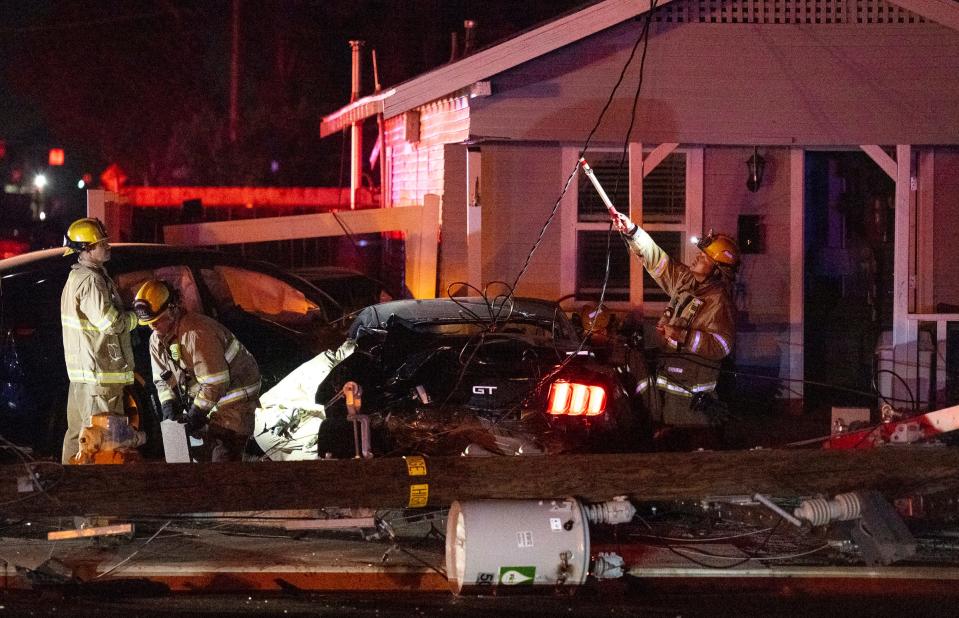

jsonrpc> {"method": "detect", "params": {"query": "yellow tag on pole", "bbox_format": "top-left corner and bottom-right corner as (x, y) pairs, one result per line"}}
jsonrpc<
(404, 455), (427, 477)
(408, 483), (429, 508)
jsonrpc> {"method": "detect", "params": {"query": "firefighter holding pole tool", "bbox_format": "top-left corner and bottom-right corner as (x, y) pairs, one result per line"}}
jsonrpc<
(580, 157), (740, 450)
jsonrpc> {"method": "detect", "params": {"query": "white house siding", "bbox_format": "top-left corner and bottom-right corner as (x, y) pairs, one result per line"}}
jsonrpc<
(934, 148), (959, 309)
(439, 144), (469, 294)
(479, 143), (567, 300)
(704, 146), (793, 369)
(386, 95), (470, 207)
(468, 22), (959, 146)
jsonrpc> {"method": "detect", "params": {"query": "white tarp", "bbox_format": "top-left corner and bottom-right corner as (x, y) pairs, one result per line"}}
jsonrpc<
(253, 340), (356, 461)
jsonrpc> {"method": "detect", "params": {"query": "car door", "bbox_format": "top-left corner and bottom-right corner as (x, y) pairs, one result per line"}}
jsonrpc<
(0, 264), (69, 453)
(195, 264), (335, 388)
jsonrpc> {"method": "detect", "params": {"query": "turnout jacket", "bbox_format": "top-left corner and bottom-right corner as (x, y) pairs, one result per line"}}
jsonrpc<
(625, 227), (736, 407)
(149, 310), (260, 435)
(60, 262), (138, 386)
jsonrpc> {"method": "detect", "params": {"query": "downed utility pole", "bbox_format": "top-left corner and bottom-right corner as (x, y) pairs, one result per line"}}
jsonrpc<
(3, 448), (959, 518)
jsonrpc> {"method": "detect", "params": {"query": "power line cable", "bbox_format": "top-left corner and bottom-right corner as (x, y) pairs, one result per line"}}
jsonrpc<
(505, 0), (659, 300)
(462, 1), (661, 417)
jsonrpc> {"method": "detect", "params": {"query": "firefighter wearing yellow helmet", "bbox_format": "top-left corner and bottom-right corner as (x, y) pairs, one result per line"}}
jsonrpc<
(135, 280), (261, 462)
(59, 218), (139, 464)
(613, 212), (740, 451)
(63, 217), (109, 255)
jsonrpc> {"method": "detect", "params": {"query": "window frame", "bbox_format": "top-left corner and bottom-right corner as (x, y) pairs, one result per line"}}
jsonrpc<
(562, 144), (703, 314)
(115, 265), (204, 316)
(198, 264), (324, 329)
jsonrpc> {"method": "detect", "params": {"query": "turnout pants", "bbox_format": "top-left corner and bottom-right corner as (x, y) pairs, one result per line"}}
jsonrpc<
(630, 350), (724, 452)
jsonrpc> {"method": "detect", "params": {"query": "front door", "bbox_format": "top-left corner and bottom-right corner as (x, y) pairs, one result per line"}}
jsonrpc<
(803, 151), (894, 415)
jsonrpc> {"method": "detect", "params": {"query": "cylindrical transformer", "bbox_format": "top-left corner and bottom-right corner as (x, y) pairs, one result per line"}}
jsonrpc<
(445, 499), (591, 594)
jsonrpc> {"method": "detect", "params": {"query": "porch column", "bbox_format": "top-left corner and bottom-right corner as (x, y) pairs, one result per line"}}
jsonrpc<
(861, 144), (918, 408)
(466, 147), (483, 290)
(86, 189), (130, 242)
(787, 148), (804, 410)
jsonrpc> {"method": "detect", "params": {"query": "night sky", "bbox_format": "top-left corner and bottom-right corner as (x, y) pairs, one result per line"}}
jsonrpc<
(0, 1), (586, 191)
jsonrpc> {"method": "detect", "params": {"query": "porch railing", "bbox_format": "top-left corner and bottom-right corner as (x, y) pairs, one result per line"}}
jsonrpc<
(879, 314), (959, 412)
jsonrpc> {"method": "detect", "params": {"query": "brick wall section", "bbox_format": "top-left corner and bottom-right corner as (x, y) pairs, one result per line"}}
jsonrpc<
(383, 95), (471, 296)
(386, 96), (470, 207)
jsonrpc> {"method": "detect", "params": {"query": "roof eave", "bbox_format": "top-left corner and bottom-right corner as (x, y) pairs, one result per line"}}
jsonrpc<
(888, 0), (959, 32)
(318, 0), (959, 140)
(320, 88), (396, 138)
(319, 0), (667, 138)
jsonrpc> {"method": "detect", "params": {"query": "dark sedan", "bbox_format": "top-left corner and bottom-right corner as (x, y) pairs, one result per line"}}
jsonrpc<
(0, 244), (344, 458)
(312, 297), (646, 457)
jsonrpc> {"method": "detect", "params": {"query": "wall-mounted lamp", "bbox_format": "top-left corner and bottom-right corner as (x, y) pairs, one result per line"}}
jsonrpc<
(746, 147), (765, 193)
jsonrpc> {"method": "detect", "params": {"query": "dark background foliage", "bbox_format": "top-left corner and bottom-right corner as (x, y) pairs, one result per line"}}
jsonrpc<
(0, 1), (585, 187)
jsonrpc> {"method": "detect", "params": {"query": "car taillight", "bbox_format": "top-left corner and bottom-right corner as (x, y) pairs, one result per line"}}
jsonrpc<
(547, 380), (607, 416)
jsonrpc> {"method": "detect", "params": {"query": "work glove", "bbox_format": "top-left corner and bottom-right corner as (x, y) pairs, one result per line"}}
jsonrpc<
(612, 211), (638, 237)
(160, 401), (177, 421)
(182, 405), (209, 438)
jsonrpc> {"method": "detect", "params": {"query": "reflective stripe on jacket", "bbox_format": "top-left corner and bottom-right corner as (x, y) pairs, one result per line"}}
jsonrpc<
(60, 262), (137, 385)
(625, 227), (736, 403)
(149, 310), (261, 435)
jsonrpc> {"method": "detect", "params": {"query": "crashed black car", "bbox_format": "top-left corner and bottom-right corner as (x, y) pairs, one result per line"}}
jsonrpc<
(313, 297), (645, 457)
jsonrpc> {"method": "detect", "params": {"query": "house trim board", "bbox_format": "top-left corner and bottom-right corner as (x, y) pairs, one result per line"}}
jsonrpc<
(163, 199), (441, 299)
(466, 148), (483, 289)
(788, 148), (804, 400)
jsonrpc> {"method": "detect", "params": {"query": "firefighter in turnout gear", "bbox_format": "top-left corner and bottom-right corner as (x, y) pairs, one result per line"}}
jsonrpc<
(60, 219), (137, 464)
(60, 218), (140, 464)
(134, 280), (261, 461)
(613, 213), (739, 451)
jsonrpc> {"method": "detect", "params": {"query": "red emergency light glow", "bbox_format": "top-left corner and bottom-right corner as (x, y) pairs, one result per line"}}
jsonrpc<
(547, 381), (606, 416)
(49, 148), (65, 166)
(0, 239), (30, 259)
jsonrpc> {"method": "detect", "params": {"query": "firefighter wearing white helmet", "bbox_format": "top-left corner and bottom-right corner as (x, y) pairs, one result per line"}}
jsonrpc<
(60, 218), (139, 464)
(613, 212), (739, 451)
(135, 279), (261, 462)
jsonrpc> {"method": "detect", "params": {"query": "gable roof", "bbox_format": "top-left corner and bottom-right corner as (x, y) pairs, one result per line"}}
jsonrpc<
(320, 0), (959, 138)
(321, 0), (668, 137)
(903, 0), (959, 30)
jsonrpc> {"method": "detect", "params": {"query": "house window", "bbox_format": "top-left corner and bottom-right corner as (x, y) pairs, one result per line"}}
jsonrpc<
(642, 153), (686, 224)
(641, 151), (687, 303)
(200, 266), (322, 328)
(576, 230), (629, 301)
(574, 149), (691, 305)
(575, 152), (630, 301)
(642, 231), (683, 302)
(577, 153), (629, 222)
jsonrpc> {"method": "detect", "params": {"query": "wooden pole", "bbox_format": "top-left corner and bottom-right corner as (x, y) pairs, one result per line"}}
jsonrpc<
(229, 0), (240, 144)
(3, 448), (958, 518)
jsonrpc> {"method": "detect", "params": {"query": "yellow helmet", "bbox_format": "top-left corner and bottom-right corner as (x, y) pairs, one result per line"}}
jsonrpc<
(696, 230), (740, 279)
(133, 280), (176, 325)
(63, 218), (108, 256)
